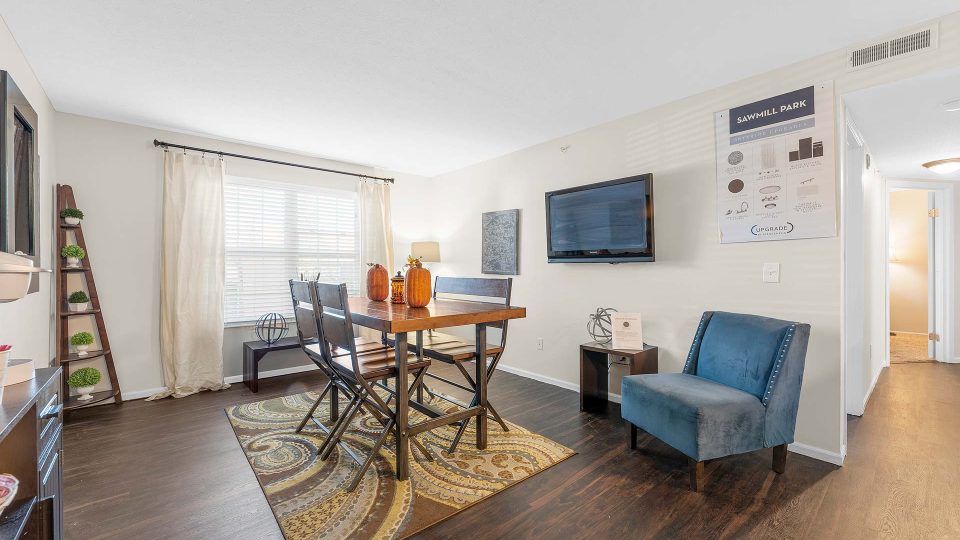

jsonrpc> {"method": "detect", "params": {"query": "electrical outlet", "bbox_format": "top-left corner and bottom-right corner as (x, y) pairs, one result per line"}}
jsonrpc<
(536, 338), (544, 350)
(762, 262), (781, 283)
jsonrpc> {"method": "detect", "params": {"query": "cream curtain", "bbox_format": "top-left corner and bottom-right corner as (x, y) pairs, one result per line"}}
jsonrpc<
(359, 179), (395, 278)
(148, 152), (229, 400)
(358, 179), (394, 339)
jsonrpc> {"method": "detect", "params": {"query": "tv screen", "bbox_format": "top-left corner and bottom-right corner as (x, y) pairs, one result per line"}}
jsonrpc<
(545, 174), (654, 263)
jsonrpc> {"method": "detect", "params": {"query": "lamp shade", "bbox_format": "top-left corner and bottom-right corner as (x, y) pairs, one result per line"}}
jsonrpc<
(410, 241), (441, 263)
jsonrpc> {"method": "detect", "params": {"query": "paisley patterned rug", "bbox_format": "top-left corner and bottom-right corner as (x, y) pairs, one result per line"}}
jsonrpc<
(225, 391), (575, 539)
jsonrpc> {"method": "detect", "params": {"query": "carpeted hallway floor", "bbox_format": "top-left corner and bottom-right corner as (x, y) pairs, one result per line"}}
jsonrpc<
(890, 332), (934, 364)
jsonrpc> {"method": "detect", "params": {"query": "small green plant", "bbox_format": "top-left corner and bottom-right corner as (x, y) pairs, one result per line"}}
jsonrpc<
(70, 331), (95, 346)
(60, 208), (84, 219)
(61, 245), (86, 259)
(68, 291), (90, 303)
(67, 367), (101, 388)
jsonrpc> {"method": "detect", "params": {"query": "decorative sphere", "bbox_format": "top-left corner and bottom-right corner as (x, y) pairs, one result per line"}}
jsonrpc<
(587, 307), (618, 344)
(255, 313), (289, 345)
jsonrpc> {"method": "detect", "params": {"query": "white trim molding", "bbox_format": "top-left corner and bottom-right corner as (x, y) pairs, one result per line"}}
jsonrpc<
(121, 386), (169, 400)
(496, 363), (579, 393)
(788, 441), (845, 466)
(224, 364), (319, 384)
(122, 363), (321, 400)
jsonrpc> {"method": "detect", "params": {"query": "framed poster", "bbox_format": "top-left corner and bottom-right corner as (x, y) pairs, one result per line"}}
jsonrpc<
(481, 209), (519, 275)
(715, 82), (836, 243)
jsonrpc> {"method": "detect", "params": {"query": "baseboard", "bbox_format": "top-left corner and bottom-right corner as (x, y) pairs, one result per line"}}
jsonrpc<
(496, 363), (579, 393)
(223, 363), (318, 384)
(121, 386), (168, 400)
(123, 364), (320, 400)
(860, 365), (885, 414)
(787, 441), (845, 466)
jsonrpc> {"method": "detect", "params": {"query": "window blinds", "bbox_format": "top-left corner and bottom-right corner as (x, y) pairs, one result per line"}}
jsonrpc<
(223, 176), (360, 324)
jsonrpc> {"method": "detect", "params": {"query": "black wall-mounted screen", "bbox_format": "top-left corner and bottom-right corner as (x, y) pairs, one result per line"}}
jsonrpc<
(545, 174), (654, 263)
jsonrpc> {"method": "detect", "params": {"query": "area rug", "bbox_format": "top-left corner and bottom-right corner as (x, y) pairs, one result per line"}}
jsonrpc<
(225, 391), (575, 539)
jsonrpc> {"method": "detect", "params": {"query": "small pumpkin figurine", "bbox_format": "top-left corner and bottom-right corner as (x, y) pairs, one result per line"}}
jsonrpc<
(366, 263), (389, 301)
(404, 255), (431, 308)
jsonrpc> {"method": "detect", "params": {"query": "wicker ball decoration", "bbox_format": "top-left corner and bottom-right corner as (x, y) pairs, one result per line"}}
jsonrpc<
(255, 313), (289, 345)
(587, 307), (618, 344)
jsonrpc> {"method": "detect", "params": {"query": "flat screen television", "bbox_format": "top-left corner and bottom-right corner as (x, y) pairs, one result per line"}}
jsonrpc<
(545, 174), (654, 263)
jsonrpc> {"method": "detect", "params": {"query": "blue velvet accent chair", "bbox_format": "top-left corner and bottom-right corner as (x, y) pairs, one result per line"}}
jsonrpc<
(621, 311), (810, 491)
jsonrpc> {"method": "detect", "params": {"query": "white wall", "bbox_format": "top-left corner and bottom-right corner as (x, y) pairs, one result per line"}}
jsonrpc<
(55, 113), (429, 397)
(0, 17), (57, 366)
(408, 13), (960, 459)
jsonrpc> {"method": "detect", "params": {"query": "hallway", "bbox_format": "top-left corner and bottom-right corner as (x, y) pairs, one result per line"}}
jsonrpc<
(839, 362), (959, 537)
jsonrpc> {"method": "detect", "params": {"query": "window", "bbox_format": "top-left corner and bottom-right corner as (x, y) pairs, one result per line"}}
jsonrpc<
(223, 176), (360, 325)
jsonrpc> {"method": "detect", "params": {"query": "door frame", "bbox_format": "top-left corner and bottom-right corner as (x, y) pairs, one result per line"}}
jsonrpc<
(841, 115), (867, 417)
(884, 178), (956, 365)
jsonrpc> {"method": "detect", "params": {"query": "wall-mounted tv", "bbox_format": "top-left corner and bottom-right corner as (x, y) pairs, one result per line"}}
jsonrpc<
(545, 174), (654, 263)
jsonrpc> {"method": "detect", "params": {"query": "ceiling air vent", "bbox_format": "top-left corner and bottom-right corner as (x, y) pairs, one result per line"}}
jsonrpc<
(848, 25), (938, 70)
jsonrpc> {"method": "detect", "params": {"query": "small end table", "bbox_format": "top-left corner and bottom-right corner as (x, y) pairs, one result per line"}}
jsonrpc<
(580, 341), (658, 412)
(242, 336), (302, 393)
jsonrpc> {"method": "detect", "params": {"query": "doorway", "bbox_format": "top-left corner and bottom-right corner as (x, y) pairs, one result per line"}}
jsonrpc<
(887, 187), (935, 363)
(885, 180), (953, 365)
(841, 66), (960, 421)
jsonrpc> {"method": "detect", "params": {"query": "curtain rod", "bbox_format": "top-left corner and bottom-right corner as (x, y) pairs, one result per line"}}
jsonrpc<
(153, 139), (395, 183)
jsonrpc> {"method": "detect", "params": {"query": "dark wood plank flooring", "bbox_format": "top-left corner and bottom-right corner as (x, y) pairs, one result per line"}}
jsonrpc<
(63, 361), (960, 539)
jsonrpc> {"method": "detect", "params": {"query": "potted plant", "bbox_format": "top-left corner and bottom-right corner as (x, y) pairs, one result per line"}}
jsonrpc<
(70, 331), (95, 356)
(67, 367), (101, 401)
(68, 290), (90, 312)
(61, 245), (86, 268)
(60, 207), (84, 226)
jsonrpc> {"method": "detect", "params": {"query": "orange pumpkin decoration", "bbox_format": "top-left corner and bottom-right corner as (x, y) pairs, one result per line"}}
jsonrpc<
(404, 257), (432, 308)
(366, 263), (389, 301)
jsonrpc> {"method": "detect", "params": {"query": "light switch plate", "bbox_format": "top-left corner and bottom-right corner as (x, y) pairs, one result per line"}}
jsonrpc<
(763, 263), (781, 283)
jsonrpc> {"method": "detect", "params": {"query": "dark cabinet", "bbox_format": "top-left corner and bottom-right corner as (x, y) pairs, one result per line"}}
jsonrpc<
(0, 367), (63, 540)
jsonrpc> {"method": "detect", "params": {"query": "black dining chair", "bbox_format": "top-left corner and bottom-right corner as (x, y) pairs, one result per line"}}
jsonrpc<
(312, 281), (433, 491)
(387, 276), (513, 453)
(288, 280), (389, 438)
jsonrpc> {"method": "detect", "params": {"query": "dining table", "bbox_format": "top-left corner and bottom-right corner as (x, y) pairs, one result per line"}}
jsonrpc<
(347, 296), (527, 481)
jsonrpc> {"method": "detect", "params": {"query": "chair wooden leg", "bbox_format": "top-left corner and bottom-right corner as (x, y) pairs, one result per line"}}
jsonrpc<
(772, 444), (787, 474)
(627, 422), (638, 450)
(689, 458), (704, 492)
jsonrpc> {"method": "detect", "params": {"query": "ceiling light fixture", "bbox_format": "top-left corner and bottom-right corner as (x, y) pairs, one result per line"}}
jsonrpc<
(922, 157), (960, 174)
(944, 98), (960, 112)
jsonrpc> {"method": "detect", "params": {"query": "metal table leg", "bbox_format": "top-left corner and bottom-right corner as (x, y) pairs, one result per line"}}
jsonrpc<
(394, 331), (410, 480)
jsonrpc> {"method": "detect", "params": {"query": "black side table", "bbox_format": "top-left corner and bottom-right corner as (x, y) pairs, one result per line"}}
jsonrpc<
(242, 336), (302, 392)
(580, 341), (658, 412)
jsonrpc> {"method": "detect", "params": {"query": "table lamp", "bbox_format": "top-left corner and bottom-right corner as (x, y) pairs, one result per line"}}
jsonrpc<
(410, 241), (441, 263)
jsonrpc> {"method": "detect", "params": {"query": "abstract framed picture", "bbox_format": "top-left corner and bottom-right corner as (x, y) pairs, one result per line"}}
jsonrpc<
(481, 209), (519, 275)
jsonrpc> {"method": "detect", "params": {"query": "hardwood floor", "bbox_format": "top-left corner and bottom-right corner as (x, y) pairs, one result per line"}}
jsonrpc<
(63, 361), (960, 539)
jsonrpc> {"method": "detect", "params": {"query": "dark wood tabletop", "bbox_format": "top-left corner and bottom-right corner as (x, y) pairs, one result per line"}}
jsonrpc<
(347, 297), (526, 333)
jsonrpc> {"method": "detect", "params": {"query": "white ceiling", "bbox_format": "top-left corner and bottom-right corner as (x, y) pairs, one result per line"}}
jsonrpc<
(2, 2), (959, 176)
(846, 67), (960, 181)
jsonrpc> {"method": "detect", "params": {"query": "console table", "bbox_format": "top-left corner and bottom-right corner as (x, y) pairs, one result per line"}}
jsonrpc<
(580, 342), (658, 412)
(0, 367), (64, 539)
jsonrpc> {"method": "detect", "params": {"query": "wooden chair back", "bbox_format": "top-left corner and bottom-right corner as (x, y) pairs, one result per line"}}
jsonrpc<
(433, 276), (513, 341)
(289, 279), (324, 367)
(312, 281), (361, 374)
